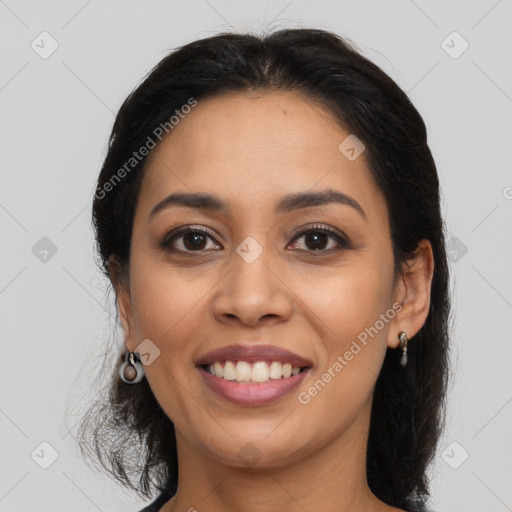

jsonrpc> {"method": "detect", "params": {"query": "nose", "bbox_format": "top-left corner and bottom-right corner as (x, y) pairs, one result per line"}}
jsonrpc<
(212, 246), (293, 327)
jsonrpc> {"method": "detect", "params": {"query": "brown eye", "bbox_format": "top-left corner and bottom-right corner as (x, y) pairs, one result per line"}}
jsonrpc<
(181, 232), (208, 250)
(304, 232), (330, 250)
(161, 226), (222, 253)
(288, 225), (349, 253)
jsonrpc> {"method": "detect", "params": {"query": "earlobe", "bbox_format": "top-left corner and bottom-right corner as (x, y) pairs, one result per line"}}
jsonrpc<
(117, 291), (132, 337)
(116, 286), (136, 351)
(108, 255), (134, 347)
(387, 239), (434, 349)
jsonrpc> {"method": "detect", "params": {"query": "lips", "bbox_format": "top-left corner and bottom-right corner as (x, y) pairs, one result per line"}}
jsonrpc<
(195, 344), (313, 368)
(195, 343), (313, 406)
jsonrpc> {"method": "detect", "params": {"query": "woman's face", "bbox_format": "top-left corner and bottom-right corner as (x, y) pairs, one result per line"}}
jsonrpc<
(117, 91), (408, 468)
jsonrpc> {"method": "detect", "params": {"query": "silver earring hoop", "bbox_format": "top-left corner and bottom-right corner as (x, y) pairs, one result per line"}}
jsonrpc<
(119, 351), (145, 384)
(398, 331), (409, 367)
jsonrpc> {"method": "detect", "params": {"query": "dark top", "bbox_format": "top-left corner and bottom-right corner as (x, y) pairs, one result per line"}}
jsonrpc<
(138, 484), (173, 512)
(137, 486), (432, 512)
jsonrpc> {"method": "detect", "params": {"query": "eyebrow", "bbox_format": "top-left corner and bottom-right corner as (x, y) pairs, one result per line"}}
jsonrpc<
(149, 188), (367, 220)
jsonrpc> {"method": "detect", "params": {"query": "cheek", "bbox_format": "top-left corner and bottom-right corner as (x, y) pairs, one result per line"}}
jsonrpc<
(306, 258), (394, 345)
(128, 256), (208, 356)
(127, 260), (210, 424)
(293, 263), (393, 437)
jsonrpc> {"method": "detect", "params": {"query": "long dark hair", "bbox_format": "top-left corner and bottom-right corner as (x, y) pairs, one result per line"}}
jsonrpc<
(77, 28), (450, 510)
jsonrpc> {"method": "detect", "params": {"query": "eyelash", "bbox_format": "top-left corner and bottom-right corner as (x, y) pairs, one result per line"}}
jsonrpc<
(160, 223), (349, 255)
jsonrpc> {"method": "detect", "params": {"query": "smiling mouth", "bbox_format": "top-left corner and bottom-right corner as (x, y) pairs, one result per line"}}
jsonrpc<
(199, 360), (311, 384)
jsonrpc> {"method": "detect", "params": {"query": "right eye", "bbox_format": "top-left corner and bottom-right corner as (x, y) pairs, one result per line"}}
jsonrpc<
(161, 225), (223, 253)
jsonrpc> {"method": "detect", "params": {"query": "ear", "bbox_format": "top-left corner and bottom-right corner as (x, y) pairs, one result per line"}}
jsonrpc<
(387, 239), (434, 349)
(108, 255), (136, 352)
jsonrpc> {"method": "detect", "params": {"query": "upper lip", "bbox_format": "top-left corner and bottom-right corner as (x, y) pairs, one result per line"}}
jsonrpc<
(195, 344), (313, 367)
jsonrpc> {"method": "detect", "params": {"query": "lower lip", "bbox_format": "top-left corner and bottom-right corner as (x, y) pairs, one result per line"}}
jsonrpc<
(197, 366), (310, 406)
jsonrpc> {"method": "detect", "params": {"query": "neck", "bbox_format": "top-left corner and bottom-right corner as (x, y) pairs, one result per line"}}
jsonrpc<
(163, 405), (399, 512)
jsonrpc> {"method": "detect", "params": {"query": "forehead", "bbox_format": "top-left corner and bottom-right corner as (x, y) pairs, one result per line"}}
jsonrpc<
(139, 91), (386, 222)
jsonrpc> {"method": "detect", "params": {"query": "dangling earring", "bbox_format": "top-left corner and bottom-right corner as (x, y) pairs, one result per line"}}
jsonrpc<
(119, 351), (145, 384)
(398, 331), (409, 367)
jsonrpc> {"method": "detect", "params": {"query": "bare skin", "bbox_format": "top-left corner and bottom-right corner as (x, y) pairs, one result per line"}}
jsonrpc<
(112, 91), (434, 512)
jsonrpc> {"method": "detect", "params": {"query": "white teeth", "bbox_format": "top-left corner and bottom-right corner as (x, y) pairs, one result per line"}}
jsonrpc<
(213, 362), (223, 377)
(252, 361), (270, 383)
(269, 361), (283, 379)
(235, 361), (252, 382)
(205, 360), (304, 383)
(223, 360), (236, 380)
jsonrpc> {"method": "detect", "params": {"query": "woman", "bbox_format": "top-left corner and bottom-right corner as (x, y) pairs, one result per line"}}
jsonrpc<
(78, 28), (450, 512)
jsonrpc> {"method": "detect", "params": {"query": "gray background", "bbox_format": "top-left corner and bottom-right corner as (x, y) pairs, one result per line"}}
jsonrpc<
(1, 1), (511, 511)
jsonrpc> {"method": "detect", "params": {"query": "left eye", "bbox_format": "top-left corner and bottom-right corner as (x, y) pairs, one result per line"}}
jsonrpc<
(288, 226), (348, 252)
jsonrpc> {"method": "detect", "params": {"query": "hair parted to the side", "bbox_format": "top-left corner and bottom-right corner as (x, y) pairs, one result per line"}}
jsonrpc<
(77, 28), (450, 510)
